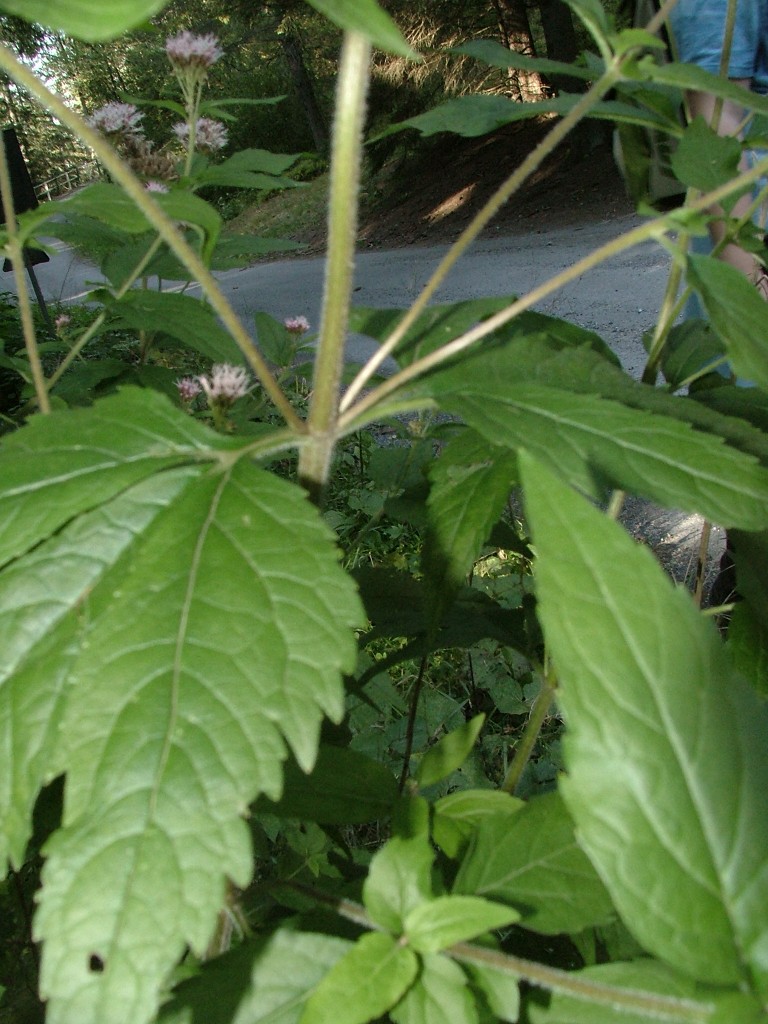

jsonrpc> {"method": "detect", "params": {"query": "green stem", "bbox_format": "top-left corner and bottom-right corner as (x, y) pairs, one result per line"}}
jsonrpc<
(0, 42), (303, 433)
(298, 31), (371, 502)
(501, 665), (556, 795)
(47, 235), (166, 390)
(339, 151), (768, 432)
(0, 132), (50, 414)
(283, 884), (713, 1024)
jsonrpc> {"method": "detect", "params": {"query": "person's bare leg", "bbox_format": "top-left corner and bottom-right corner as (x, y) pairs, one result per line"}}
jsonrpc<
(687, 83), (766, 291)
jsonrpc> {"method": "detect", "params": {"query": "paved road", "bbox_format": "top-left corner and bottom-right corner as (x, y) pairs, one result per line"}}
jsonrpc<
(7, 211), (723, 591)
(16, 210), (666, 378)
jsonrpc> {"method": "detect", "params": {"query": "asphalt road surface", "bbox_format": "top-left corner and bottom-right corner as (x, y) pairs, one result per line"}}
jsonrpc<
(6, 208), (724, 593)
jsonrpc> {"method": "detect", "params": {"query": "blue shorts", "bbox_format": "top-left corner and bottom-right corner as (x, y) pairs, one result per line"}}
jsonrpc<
(668, 0), (768, 94)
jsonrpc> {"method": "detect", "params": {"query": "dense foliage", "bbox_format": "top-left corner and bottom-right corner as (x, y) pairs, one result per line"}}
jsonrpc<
(1, 1), (767, 1024)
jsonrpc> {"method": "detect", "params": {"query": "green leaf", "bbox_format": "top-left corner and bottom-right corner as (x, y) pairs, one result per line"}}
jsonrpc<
(671, 117), (742, 193)
(423, 428), (519, 631)
(643, 59), (768, 120)
(195, 148), (301, 190)
(404, 895), (519, 954)
(363, 831), (435, 934)
(520, 454), (768, 993)
(391, 954), (479, 1024)
(728, 604), (768, 698)
(427, 367), (768, 530)
(527, 959), (707, 1024)
(0, 389), (234, 568)
(454, 791), (615, 935)
(34, 459), (364, 1024)
(210, 234), (302, 269)
(464, 961), (520, 1023)
(254, 744), (398, 824)
(454, 39), (592, 81)
(300, 932), (419, 1024)
(107, 290), (243, 364)
(60, 185), (221, 262)
(416, 715), (486, 789)
(383, 94), (674, 140)
(0, 468), (199, 870)
(0, 0), (171, 39)
(303, 0), (419, 58)
(433, 790), (523, 860)
(158, 928), (352, 1024)
(688, 255), (768, 389)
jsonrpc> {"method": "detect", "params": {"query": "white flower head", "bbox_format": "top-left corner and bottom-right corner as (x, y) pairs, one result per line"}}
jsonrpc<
(87, 102), (144, 139)
(166, 31), (223, 70)
(197, 363), (250, 406)
(145, 180), (169, 193)
(176, 376), (202, 402)
(284, 315), (310, 335)
(54, 313), (71, 331)
(173, 118), (228, 153)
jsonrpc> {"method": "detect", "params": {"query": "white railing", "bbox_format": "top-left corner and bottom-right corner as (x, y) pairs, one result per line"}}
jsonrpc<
(35, 162), (100, 201)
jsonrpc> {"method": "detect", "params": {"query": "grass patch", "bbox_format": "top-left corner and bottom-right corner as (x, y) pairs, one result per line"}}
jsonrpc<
(228, 175), (330, 249)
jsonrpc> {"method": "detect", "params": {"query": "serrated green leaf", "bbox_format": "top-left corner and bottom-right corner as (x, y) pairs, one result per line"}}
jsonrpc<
(521, 453), (768, 992)
(350, 302), (619, 369)
(391, 954), (479, 1024)
(688, 255), (768, 389)
(303, 0), (419, 58)
(0, 468), (199, 870)
(527, 959), (708, 1024)
(35, 459), (364, 1024)
(464, 960), (520, 1023)
(404, 895), (519, 954)
(254, 744), (398, 824)
(433, 790), (523, 860)
(428, 366), (768, 530)
(363, 831), (434, 933)
(0, 389), (235, 568)
(0, 0), (170, 39)
(454, 791), (615, 935)
(107, 290), (243, 364)
(671, 117), (742, 193)
(416, 715), (486, 789)
(300, 932), (419, 1024)
(158, 927), (352, 1024)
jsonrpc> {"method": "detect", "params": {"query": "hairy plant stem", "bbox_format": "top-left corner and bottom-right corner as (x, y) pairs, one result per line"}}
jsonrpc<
(283, 883), (713, 1024)
(0, 42), (302, 432)
(338, 151), (768, 433)
(0, 134), (50, 414)
(501, 664), (557, 795)
(298, 31), (371, 503)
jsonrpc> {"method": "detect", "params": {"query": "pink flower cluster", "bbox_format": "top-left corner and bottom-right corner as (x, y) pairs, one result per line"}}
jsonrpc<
(176, 377), (202, 402)
(284, 316), (310, 335)
(166, 31), (223, 70)
(87, 102), (144, 139)
(173, 118), (228, 153)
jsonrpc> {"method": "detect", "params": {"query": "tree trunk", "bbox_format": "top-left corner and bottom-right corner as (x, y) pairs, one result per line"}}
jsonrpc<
(536, 0), (585, 93)
(278, 23), (329, 155)
(493, 0), (546, 101)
